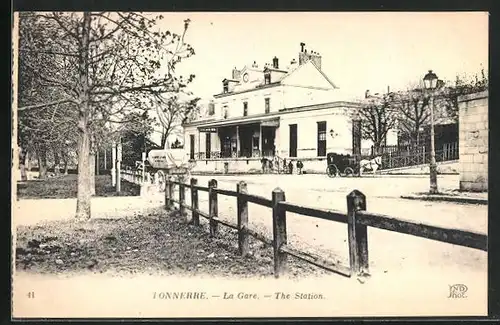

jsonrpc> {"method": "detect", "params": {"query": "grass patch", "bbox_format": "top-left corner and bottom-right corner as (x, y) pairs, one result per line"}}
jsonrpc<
(17, 174), (140, 199)
(15, 210), (326, 278)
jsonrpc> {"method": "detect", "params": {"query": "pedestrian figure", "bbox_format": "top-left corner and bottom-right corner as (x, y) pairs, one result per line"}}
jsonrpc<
(288, 161), (294, 174)
(296, 160), (304, 175)
(282, 158), (287, 174)
(261, 157), (267, 173)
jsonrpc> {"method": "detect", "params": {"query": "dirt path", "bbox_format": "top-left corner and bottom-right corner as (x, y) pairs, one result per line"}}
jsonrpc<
(167, 176), (487, 282)
(14, 207), (327, 279)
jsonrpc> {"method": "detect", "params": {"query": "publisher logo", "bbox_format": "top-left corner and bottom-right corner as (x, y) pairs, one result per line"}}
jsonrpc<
(448, 284), (468, 299)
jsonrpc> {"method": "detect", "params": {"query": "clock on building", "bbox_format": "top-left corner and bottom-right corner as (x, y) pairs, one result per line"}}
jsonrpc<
(242, 73), (249, 83)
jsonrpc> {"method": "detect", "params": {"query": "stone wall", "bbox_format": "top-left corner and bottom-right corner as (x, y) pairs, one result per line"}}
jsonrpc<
(458, 90), (488, 192)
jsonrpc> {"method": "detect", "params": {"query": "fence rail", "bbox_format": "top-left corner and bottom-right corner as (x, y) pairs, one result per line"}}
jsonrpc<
(381, 142), (459, 170)
(121, 169), (149, 184)
(163, 176), (487, 279)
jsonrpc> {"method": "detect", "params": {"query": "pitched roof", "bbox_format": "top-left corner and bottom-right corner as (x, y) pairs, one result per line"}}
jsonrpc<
(215, 59), (338, 97)
(279, 60), (338, 89)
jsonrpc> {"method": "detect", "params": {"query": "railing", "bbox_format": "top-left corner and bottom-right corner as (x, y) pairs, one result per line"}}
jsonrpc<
(164, 177), (487, 279)
(121, 169), (152, 185)
(381, 142), (458, 170)
(272, 156), (286, 174)
(196, 150), (266, 160)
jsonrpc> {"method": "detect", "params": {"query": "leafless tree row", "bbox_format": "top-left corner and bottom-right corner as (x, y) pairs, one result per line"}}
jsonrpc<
(17, 12), (198, 220)
(355, 70), (488, 152)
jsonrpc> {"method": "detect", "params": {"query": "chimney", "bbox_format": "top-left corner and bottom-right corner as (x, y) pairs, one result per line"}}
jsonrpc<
(232, 67), (241, 80)
(252, 61), (258, 68)
(307, 50), (321, 70)
(272, 56), (279, 69)
(299, 47), (308, 65)
(300, 42), (305, 52)
(365, 90), (370, 98)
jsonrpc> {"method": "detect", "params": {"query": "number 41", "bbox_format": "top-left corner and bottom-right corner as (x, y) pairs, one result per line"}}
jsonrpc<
(27, 292), (35, 299)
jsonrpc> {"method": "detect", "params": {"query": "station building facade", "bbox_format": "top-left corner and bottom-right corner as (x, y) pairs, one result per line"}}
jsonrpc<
(182, 44), (374, 173)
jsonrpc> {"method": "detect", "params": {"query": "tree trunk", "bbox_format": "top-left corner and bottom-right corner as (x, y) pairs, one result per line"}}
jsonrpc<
(96, 148), (100, 176)
(61, 149), (69, 175)
(26, 150), (32, 172)
(75, 12), (92, 220)
(373, 142), (381, 156)
(90, 151), (96, 196)
(161, 127), (168, 149)
(19, 147), (27, 181)
(103, 148), (107, 171)
(76, 127), (92, 220)
(37, 146), (48, 180)
(53, 146), (61, 176)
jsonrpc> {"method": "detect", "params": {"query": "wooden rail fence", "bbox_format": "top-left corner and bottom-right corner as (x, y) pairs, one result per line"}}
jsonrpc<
(164, 177), (487, 279)
(121, 169), (150, 185)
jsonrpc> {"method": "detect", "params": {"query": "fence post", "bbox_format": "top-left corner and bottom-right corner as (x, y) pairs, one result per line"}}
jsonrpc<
(179, 180), (186, 220)
(208, 179), (218, 237)
(191, 178), (199, 226)
(272, 187), (287, 278)
(347, 190), (369, 276)
(164, 176), (170, 210)
(167, 176), (174, 210)
(237, 181), (249, 256)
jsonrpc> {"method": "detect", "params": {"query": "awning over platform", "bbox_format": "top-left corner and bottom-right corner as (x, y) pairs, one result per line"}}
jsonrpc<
(197, 116), (280, 130)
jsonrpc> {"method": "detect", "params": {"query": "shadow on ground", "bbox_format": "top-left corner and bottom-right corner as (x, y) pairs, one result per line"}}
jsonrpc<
(17, 174), (140, 199)
(15, 209), (327, 278)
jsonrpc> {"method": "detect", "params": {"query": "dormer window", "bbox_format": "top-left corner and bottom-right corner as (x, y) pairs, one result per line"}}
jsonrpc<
(264, 72), (271, 85)
(223, 82), (229, 93)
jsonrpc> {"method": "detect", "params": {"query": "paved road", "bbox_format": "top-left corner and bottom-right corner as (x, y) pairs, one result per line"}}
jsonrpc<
(13, 174), (488, 317)
(176, 174), (487, 280)
(14, 174), (487, 282)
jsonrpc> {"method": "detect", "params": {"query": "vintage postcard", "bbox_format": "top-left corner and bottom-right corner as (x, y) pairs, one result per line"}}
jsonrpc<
(11, 11), (489, 318)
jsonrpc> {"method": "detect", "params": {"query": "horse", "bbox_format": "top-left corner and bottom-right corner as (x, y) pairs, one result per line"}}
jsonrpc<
(359, 156), (382, 176)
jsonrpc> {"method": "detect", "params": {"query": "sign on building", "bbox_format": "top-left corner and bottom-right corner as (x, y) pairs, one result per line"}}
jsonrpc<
(199, 127), (217, 133)
(169, 167), (189, 175)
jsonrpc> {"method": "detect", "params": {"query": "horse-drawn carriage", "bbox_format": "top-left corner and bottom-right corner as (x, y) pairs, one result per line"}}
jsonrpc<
(136, 147), (195, 191)
(326, 152), (360, 177)
(326, 152), (383, 177)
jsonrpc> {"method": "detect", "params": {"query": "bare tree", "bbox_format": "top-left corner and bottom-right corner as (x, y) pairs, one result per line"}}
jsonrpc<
(390, 84), (431, 148)
(436, 68), (489, 123)
(155, 94), (200, 148)
(355, 90), (399, 153)
(17, 12), (195, 220)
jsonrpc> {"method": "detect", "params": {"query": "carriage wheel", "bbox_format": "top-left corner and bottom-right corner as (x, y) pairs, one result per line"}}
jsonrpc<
(326, 165), (338, 178)
(155, 170), (166, 192)
(344, 167), (354, 177)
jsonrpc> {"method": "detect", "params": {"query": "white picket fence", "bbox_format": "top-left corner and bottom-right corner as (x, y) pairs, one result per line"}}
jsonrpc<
(121, 170), (152, 185)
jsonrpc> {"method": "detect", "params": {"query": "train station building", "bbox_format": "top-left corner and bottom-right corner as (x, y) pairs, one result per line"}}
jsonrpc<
(182, 43), (387, 173)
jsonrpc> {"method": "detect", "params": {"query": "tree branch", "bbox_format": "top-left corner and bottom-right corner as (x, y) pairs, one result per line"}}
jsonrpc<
(18, 99), (77, 112)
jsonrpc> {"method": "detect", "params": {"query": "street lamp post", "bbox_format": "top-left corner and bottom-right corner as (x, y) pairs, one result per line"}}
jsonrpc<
(423, 70), (439, 194)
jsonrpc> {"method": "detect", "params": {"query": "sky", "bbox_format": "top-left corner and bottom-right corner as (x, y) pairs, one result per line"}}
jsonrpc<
(150, 12), (488, 145)
(157, 11), (488, 99)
